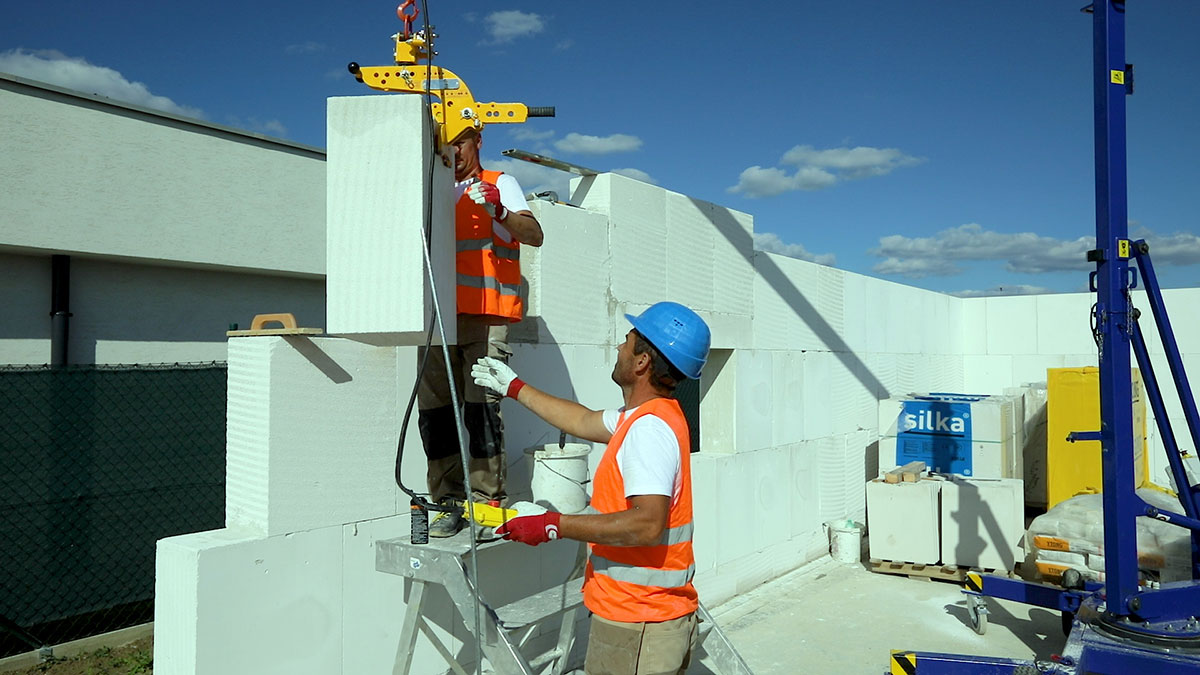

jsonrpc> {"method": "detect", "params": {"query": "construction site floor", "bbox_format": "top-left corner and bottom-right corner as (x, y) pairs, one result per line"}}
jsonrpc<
(698, 555), (1066, 675)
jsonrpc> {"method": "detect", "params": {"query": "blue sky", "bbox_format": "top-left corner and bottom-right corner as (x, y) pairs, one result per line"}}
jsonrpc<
(4, 2), (1200, 296)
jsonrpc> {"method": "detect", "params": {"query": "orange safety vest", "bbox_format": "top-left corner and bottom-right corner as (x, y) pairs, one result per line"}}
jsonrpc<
(584, 397), (698, 623)
(456, 169), (523, 321)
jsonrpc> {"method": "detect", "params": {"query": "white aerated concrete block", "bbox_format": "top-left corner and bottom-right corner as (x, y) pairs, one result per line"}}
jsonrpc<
(326, 95), (455, 345)
(665, 192), (716, 311)
(789, 442), (822, 540)
(801, 352), (834, 440)
(154, 526), (343, 675)
(751, 252), (821, 351)
(985, 296), (1038, 355)
(1036, 293), (1094, 355)
(522, 201), (610, 345)
(226, 336), (400, 536)
(591, 174), (668, 307)
(961, 298), (988, 355)
(771, 351), (806, 446)
(866, 479), (941, 564)
(712, 454), (749, 567)
(734, 350), (773, 453)
(841, 272), (868, 354)
(710, 206), (755, 317)
(963, 354), (1014, 393)
(817, 436), (850, 525)
(691, 454), (720, 576)
(940, 477), (1024, 571)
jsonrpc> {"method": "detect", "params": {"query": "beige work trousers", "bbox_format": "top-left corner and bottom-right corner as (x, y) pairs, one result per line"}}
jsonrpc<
(584, 612), (699, 675)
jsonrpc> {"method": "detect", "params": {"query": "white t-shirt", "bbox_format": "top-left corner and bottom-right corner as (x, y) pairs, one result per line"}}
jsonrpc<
(601, 406), (683, 504)
(454, 173), (530, 244)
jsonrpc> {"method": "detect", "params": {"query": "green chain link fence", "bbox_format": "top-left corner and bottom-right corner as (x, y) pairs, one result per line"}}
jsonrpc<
(0, 362), (227, 658)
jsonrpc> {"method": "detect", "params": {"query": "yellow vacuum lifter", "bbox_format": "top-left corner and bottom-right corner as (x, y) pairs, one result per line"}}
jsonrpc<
(347, 0), (553, 147)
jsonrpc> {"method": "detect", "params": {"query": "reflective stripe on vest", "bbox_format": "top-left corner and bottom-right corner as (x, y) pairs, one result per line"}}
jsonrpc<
(589, 556), (696, 588)
(456, 273), (522, 297)
(456, 169), (522, 320)
(456, 238), (520, 260)
(583, 397), (697, 623)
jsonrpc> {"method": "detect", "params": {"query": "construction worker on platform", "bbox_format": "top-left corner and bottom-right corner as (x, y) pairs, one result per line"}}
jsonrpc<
(471, 301), (710, 675)
(421, 127), (543, 537)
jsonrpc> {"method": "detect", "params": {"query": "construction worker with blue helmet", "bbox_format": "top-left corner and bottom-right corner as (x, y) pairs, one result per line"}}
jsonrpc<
(471, 301), (710, 674)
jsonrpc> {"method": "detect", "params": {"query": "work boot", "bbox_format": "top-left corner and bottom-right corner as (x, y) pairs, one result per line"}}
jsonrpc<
(429, 504), (465, 538)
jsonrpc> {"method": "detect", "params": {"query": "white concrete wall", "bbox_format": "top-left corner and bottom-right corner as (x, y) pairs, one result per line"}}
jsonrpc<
(961, 289), (1200, 488)
(0, 75), (325, 276)
(0, 75), (326, 365)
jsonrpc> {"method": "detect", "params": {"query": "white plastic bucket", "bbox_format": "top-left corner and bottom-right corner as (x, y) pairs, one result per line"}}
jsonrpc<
(829, 522), (863, 564)
(525, 443), (591, 513)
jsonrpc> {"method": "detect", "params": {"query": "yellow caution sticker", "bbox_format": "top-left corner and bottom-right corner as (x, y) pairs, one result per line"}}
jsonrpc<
(1118, 239), (1131, 258)
(965, 571), (983, 593)
(891, 650), (917, 675)
(1111, 69), (1125, 84)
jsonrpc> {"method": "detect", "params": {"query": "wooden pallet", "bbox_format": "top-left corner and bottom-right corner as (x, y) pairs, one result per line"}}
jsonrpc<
(869, 559), (1015, 583)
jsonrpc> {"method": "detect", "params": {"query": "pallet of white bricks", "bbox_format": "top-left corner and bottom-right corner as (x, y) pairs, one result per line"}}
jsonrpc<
(866, 391), (1030, 580)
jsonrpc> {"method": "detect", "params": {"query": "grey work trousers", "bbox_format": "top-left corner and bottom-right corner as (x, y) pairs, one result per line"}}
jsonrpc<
(417, 314), (510, 504)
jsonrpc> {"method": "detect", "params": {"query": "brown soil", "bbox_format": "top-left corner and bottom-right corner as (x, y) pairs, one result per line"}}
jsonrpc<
(0, 637), (152, 675)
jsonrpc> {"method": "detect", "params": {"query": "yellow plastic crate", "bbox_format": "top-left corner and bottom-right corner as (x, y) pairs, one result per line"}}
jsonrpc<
(1046, 367), (1148, 508)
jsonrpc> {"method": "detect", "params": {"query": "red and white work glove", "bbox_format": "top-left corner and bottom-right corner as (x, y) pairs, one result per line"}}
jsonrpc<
(495, 501), (562, 546)
(467, 180), (508, 221)
(472, 356), (525, 399)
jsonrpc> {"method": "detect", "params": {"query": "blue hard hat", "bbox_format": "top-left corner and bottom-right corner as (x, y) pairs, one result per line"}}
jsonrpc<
(624, 302), (711, 380)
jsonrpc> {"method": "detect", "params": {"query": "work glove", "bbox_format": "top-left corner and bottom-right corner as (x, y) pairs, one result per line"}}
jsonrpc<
(495, 509), (562, 546)
(472, 356), (525, 399)
(467, 180), (508, 221)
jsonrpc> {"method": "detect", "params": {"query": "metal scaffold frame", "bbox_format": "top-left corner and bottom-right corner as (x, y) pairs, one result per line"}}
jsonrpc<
(890, 3), (1200, 673)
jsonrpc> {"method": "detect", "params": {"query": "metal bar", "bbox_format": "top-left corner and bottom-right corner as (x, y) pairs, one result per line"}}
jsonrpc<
(1092, 0), (1140, 615)
(1131, 317), (1197, 519)
(696, 602), (754, 675)
(971, 575), (1085, 613)
(1134, 244), (1200, 510)
(889, 649), (1039, 674)
(393, 580), (427, 675)
(501, 148), (600, 176)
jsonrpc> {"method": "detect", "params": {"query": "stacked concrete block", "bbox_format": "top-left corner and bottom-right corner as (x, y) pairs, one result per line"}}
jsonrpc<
(225, 336), (401, 536)
(771, 351), (806, 446)
(751, 252), (821, 351)
(734, 350), (774, 453)
(326, 94), (455, 345)
(866, 478), (942, 564)
(665, 192), (717, 312)
(939, 477), (1024, 571)
(578, 174), (667, 308)
(154, 525), (345, 674)
(878, 393), (1022, 478)
(520, 201), (611, 345)
(984, 296), (1038, 355)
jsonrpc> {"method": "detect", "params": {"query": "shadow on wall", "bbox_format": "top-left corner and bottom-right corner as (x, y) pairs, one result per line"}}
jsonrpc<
(689, 199), (892, 401)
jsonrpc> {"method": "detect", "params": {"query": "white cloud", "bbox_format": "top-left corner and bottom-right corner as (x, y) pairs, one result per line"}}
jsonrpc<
(610, 168), (657, 185)
(485, 10), (545, 44)
(729, 144), (923, 197)
(0, 48), (204, 118)
(555, 39), (574, 51)
(728, 165), (836, 197)
(510, 127), (556, 142)
(950, 285), (1053, 298)
(870, 223), (1093, 278)
(1130, 228), (1200, 266)
(753, 232), (836, 266)
(554, 132), (642, 155)
(285, 41), (326, 55)
(872, 257), (961, 278)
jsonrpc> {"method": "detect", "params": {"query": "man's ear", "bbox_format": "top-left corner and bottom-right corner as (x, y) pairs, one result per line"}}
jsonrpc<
(632, 352), (652, 376)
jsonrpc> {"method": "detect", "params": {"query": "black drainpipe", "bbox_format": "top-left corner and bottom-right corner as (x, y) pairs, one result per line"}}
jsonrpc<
(50, 254), (71, 367)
